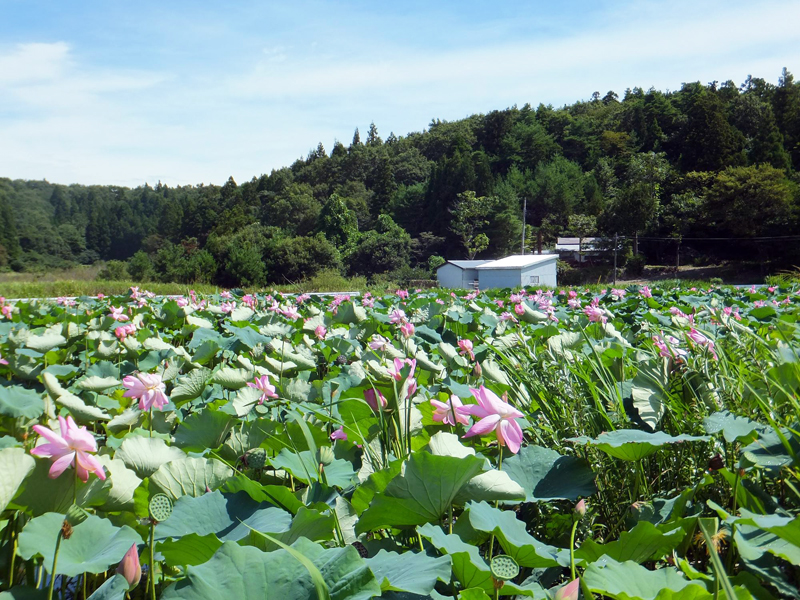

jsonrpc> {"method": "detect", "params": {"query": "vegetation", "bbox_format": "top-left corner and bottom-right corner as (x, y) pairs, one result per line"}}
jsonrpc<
(0, 283), (799, 598)
(2, 69), (800, 286)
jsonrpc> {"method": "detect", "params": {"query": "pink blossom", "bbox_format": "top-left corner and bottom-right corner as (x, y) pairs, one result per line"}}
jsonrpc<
(584, 305), (607, 324)
(514, 303), (525, 316)
(400, 322), (415, 338)
(568, 298), (581, 309)
(176, 296), (189, 308)
(509, 293), (523, 304)
(364, 388), (388, 411)
(458, 386), (524, 454)
(610, 288), (626, 300)
(0, 352), (8, 366)
(314, 324), (327, 340)
(362, 296), (375, 308)
(220, 291), (233, 299)
(568, 290), (577, 299)
(116, 543), (141, 590)
(458, 339), (475, 360)
(768, 286), (776, 293)
(295, 293), (311, 304)
(494, 299), (505, 308)
(31, 415), (106, 482)
(396, 289), (409, 299)
(368, 335), (391, 352)
(435, 298), (445, 305)
(109, 306), (129, 321)
(96, 293), (105, 300)
(242, 294), (257, 308)
(389, 309), (407, 324)
(220, 301), (236, 313)
(330, 426), (347, 441)
(247, 375), (278, 404)
(431, 395), (469, 426)
(500, 312), (518, 323)
(388, 358), (416, 381)
(640, 286), (652, 298)
(554, 579), (580, 600)
(122, 372), (169, 411)
(280, 306), (301, 320)
(1, 305), (10, 319)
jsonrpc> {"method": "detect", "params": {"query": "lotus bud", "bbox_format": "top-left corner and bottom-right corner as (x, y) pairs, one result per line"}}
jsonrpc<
(318, 446), (335, 466)
(116, 543), (142, 590)
(554, 578), (580, 600)
(574, 499), (586, 519)
(473, 362), (482, 378)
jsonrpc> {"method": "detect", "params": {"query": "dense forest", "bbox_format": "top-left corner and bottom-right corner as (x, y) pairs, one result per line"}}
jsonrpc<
(1, 68), (800, 286)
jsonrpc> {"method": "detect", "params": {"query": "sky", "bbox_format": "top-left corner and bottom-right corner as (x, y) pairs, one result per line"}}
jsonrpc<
(1, 0), (799, 187)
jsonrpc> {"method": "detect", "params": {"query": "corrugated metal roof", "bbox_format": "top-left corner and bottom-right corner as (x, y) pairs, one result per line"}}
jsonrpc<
(476, 254), (557, 270)
(442, 260), (492, 269)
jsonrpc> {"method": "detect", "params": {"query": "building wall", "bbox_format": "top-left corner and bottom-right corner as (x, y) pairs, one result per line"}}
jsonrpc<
(462, 268), (480, 288)
(437, 264), (464, 289)
(478, 259), (558, 290)
(478, 269), (522, 290)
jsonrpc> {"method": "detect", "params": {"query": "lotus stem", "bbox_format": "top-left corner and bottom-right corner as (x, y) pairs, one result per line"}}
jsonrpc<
(149, 520), (156, 600)
(569, 518), (580, 580)
(46, 530), (63, 600)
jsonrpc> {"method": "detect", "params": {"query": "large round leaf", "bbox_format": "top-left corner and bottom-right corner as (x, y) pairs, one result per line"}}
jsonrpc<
(18, 513), (142, 577)
(0, 386), (44, 419)
(568, 430), (710, 461)
(501, 445), (596, 502)
(114, 436), (186, 478)
(0, 448), (35, 513)
(161, 539), (380, 600)
(149, 457), (233, 499)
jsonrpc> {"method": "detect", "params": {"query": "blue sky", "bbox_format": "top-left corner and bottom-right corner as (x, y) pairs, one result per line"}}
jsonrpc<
(1, 0), (799, 186)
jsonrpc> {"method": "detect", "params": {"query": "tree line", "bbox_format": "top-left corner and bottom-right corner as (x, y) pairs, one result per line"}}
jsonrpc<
(1, 68), (799, 286)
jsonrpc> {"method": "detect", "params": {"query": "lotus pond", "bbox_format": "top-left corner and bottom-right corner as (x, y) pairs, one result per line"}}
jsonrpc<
(0, 285), (798, 599)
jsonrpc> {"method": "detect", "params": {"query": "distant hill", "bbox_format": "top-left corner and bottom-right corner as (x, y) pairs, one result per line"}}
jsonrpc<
(1, 69), (799, 286)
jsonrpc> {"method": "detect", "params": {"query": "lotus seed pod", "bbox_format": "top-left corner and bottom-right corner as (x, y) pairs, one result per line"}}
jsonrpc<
(245, 447), (267, 469)
(351, 541), (369, 558)
(336, 354), (347, 365)
(490, 554), (519, 581)
(148, 493), (173, 522)
(318, 446), (335, 466)
(264, 342), (275, 354)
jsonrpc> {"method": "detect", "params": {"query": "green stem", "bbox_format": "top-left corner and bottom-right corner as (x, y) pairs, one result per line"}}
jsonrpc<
(569, 519), (580, 580)
(8, 513), (18, 589)
(73, 466), (79, 506)
(46, 531), (64, 600)
(149, 521), (156, 600)
(149, 407), (153, 438)
(488, 449), (503, 559)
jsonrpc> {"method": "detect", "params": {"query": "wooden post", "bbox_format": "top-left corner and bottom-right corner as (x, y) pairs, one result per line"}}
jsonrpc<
(676, 236), (681, 273)
(613, 233), (618, 285)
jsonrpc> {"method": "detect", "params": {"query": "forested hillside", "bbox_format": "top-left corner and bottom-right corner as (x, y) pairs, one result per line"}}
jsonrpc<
(1, 69), (799, 286)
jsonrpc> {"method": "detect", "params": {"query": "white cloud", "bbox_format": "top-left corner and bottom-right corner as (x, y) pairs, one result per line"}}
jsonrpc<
(1, 0), (799, 186)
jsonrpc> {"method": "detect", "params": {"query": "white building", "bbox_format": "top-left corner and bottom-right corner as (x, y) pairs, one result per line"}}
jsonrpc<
(555, 237), (602, 263)
(436, 260), (491, 289)
(437, 255), (558, 289)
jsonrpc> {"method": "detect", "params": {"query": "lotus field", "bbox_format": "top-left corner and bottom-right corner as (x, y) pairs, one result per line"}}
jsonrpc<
(0, 284), (799, 600)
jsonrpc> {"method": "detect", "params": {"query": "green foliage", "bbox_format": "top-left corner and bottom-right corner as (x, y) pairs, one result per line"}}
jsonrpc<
(96, 261), (128, 281)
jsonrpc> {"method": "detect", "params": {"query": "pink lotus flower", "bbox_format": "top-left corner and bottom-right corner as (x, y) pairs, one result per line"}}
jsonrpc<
(116, 543), (141, 590)
(0, 352), (7, 366)
(220, 301), (236, 313)
(220, 290), (233, 299)
(500, 312), (518, 323)
(280, 306), (300, 320)
(364, 388), (387, 411)
(458, 386), (524, 454)
(584, 305), (607, 324)
(330, 426), (347, 441)
(554, 579), (580, 600)
(514, 303), (525, 316)
(400, 322), (415, 338)
(389, 309), (407, 324)
(640, 286), (652, 298)
(176, 296), (189, 308)
(31, 415), (106, 482)
(388, 358), (416, 381)
(242, 294), (257, 308)
(96, 293), (105, 300)
(1, 305), (11, 319)
(368, 335), (390, 352)
(109, 306), (129, 321)
(396, 289), (409, 299)
(122, 372), (169, 411)
(610, 288), (626, 300)
(431, 395), (469, 426)
(568, 298), (581, 309)
(247, 375), (278, 404)
(314, 324), (327, 340)
(458, 339), (475, 361)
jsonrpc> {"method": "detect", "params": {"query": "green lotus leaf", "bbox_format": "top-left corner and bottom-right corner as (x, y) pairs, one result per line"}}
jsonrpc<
(356, 452), (485, 534)
(171, 368), (211, 403)
(576, 521), (687, 564)
(86, 574), (130, 600)
(0, 385), (44, 419)
(210, 367), (254, 389)
(18, 513), (141, 577)
(161, 539), (380, 600)
(114, 435), (186, 478)
(149, 457), (233, 499)
(75, 376), (120, 392)
(25, 331), (67, 353)
(155, 490), (291, 542)
(174, 408), (233, 452)
(703, 411), (764, 444)
(0, 448), (35, 513)
(583, 556), (709, 599)
(269, 449), (356, 488)
(568, 430), (710, 461)
(501, 445), (595, 502)
(366, 550), (451, 595)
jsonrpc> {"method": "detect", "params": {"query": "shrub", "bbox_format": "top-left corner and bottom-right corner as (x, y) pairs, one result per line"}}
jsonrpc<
(625, 254), (646, 277)
(96, 260), (129, 281)
(127, 251), (155, 282)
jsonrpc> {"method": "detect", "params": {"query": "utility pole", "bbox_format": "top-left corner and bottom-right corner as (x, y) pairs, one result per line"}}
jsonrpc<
(675, 236), (681, 273)
(613, 233), (618, 285)
(520, 197), (527, 255)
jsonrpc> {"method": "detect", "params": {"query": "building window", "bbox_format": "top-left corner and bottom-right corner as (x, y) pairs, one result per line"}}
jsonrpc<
(529, 275), (539, 285)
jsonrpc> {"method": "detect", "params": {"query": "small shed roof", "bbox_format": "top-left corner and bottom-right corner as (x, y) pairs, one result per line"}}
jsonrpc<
(476, 254), (557, 270)
(440, 260), (492, 270)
